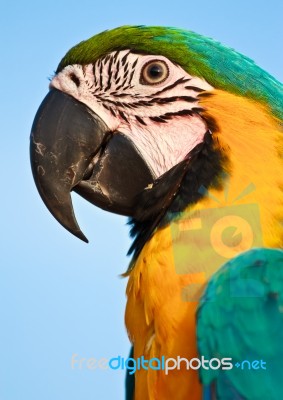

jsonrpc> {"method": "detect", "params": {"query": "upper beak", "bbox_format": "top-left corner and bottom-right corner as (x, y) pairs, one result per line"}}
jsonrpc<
(30, 89), (154, 242)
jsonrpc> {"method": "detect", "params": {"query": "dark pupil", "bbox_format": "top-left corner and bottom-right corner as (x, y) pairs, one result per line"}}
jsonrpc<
(148, 64), (163, 79)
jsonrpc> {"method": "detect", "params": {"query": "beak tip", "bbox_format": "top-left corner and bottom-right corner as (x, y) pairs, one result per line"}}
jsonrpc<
(77, 231), (89, 244)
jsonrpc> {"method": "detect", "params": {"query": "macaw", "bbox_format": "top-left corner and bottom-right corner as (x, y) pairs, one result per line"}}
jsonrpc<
(30, 26), (283, 399)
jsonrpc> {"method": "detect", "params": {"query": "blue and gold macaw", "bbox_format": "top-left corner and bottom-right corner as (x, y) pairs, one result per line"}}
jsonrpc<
(30, 26), (283, 399)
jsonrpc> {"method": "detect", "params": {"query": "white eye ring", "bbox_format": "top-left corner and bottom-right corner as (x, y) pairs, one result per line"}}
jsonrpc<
(140, 60), (169, 85)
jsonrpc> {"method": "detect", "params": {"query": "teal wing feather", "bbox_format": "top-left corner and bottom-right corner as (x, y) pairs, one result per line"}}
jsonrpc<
(197, 248), (283, 400)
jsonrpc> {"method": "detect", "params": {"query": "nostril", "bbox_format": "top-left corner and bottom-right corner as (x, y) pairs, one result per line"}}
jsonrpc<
(70, 73), (80, 87)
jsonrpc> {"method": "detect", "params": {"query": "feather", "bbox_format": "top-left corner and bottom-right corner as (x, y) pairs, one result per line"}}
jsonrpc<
(197, 248), (283, 400)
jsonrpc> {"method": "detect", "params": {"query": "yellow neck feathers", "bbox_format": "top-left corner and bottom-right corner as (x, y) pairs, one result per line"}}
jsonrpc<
(200, 90), (283, 249)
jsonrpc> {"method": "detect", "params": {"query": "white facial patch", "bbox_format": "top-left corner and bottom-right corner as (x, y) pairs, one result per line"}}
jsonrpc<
(50, 50), (213, 178)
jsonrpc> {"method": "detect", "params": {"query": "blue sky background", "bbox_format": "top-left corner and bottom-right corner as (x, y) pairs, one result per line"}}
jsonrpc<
(1, 1), (282, 399)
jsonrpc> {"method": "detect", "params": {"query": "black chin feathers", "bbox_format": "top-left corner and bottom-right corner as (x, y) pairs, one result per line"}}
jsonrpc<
(127, 131), (228, 263)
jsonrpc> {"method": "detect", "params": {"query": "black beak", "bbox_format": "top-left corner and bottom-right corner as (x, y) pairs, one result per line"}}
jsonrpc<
(30, 89), (154, 242)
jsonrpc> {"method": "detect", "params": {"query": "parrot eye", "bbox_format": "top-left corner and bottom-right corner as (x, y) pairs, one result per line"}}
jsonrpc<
(140, 60), (169, 85)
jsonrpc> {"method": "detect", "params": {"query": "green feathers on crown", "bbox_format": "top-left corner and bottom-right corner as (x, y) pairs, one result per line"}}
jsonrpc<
(57, 25), (283, 120)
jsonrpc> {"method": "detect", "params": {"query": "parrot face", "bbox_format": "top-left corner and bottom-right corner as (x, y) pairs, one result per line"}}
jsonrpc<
(51, 51), (212, 177)
(30, 31), (216, 242)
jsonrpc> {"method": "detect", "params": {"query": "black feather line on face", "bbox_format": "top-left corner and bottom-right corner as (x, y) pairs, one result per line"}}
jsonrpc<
(99, 61), (103, 90)
(127, 131), (228, 266)
(105, 56), (114, 91)
(148, 77), (191, 97)
(121, 51), (131, 66)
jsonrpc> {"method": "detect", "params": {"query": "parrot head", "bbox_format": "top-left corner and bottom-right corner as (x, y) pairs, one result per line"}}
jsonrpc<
(30, 26), (283, 246)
